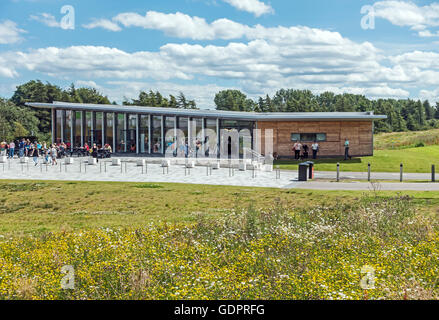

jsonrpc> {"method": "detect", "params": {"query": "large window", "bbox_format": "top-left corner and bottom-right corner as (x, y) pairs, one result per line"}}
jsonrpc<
(74, 111), (82, 147)
(55, 110), (63, 144)
(127, 114), (137, 153)
(164, 116), (176, 152)
(105, 113), (114, 150)
(152, 116), (162, 154)
(64, 110), (72, 148)
(116, 113), (126, 152)
(139, 115), (149, 153)
(85, 112), (92, 147)
(95, 112), (103, 148)
(291, 133), (326, 142)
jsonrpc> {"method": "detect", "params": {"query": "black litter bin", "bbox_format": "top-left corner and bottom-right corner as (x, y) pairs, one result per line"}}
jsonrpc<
(305, 161), (314, 179)
(298, 162), (309, 181)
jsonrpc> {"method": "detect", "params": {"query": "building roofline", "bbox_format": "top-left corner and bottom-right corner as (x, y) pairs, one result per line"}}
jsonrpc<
(25, 101), (388, 121)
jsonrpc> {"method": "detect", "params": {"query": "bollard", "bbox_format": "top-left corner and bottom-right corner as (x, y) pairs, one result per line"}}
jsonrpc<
(125, 162), (127, 173)
(276, 165), (280, 180)
(336, 163), (340, 182)
(100, 161), (102, 173)
(60, 162), (62, 172)
(400, 163), (403, 182)
(368, 163), (371, 182)
(432, 165), (436, 183)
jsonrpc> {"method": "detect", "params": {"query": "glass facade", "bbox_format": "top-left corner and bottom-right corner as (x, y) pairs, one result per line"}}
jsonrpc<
(116, 113), (125, 153)
(94, 112), (103, 148)
(139, 115), (149, 153)
(105, 113), (114, 150)
(152, 116), (162, 154)
(85, 112), (92, 147)
(127, 114), (137, 153)
(164, 116), (176, 154)
(65, 110), (72, 148)
(51, 108), (258, 157)
(55, 110), (63, 144)
(74, 111), (82, 148)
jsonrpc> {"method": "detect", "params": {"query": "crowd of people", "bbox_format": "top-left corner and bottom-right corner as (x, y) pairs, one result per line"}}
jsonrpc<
(0, 139), (106, 165)
(292, 141), (320, 160)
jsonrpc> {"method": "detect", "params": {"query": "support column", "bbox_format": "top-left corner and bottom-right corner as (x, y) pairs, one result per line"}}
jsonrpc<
(60, 110), (65, 144)
(160, 116), (164, 154)
(216, 118), (220, 158)
(91, 112), (95, 146)
(102, 113), (105, 147)
(124, 113), (127, 152)
(148, 115), (152, 154)
(80, 111), (85, 147)
(136, 114), (139, 154)
(112, 113), (116, 152)
(70, 110), (74, 151)
(51, 108), (55, 145)
(201, 118), (205, 155)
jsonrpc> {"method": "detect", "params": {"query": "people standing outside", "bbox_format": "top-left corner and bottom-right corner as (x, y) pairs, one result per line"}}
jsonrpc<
(0, 141), (6, 157)
(32, 145), (39, 166)
(8, 140), (15, 159)
(312, 141), (319, 159)
(50, 144), (58, 165)
(19, 138), (25, 158)
(344, 138), (351, 160)
(302, 144), (309, 159)
(92, 143), (99, 162)
(293, 141), (302, 160)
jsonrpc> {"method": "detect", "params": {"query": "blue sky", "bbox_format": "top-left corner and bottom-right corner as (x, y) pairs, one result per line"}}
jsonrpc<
(2, 0), (439, 108)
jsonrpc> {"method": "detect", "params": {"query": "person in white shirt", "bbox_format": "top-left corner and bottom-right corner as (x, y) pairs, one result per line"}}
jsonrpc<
(311, 141), (319, 159)
(344, 139), (350, 160)
(293, 141), (302, 160)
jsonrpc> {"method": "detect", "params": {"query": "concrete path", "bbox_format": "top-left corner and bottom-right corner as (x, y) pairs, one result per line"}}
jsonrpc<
(314, 171), (433, 181)
(1, 158), (438, 191)
(291, 181), (439, 191)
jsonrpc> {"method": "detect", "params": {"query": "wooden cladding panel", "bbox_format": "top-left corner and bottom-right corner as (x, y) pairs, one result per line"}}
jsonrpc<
(258, 120), (374, 157)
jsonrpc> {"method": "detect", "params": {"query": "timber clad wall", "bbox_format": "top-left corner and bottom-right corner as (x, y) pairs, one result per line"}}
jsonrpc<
(257, 121), (373, 157)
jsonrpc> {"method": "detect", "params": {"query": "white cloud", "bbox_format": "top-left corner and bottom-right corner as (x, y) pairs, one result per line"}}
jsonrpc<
(372, 1), (439, 36)
(30, 13), (60, 28)
(2, 19), (439, 102)
(0, 20), (26, 44)
(83, 19), (122, 32)
(221, 0), (274, 17)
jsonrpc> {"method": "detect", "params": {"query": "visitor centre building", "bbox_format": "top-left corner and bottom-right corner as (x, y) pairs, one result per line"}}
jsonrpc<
(26, 101), (387, 158)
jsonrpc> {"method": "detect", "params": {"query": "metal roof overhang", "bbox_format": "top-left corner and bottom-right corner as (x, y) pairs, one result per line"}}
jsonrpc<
(25, 102), (388, 122)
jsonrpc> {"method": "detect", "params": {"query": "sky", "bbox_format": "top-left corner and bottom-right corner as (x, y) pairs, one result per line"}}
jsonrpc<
(2, 0), (439, 108)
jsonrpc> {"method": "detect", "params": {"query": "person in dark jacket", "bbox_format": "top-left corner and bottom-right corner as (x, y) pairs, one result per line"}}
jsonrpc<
(32, 145), (39, 166)
(92, 143), (99, 162)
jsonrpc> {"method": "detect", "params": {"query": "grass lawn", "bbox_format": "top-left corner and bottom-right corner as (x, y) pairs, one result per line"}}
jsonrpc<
(0, 180), (437, 300)
(1, 180), (439, 236)
(274, 145), (439, 173)
(375, 128), (439, 150)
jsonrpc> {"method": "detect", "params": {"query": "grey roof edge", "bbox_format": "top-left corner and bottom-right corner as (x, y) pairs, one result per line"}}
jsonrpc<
(25, 102), (388, 121)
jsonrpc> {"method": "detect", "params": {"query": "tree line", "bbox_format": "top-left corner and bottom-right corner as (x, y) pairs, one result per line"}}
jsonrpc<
(214, 89), (439, 133)
(0, 80), (197, 142)
(1, 80), (439, 143)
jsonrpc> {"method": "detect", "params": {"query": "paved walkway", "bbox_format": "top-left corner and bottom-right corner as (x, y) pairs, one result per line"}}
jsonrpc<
(1, 158), (438, 191)
(314, 171), (433, 181)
